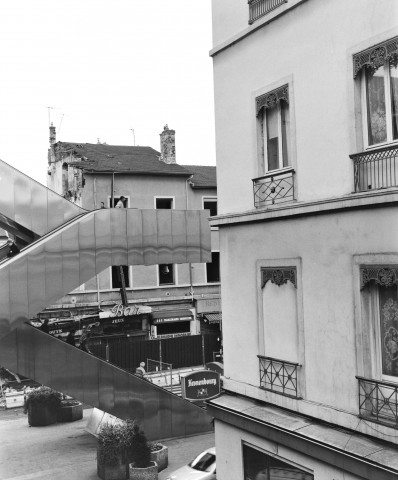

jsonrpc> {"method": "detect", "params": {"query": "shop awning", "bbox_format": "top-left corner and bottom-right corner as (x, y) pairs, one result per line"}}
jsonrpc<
(203, 313), (222, 324)
(151, 309), (193, 324)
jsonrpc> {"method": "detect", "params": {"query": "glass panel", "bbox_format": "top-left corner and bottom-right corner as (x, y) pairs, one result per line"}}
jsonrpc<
(159, 264), (174, 285)
(266, 106), (279, 171)
(390, 62), (398, 140)
(243, 444), (313, 480)
(189, 452), (216, 472)
(379, 285), (398, 378)
(366, 65), (387, 145)
(281, 101), (290, 168)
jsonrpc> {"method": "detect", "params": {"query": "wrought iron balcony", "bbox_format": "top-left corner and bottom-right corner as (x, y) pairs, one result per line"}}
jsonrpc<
(258, 355), (301, 398)
(248, 0), (288, 24)
(253, 167), (295, 207)
(357, 376), (398, 428)
(350, 145), (398, 192)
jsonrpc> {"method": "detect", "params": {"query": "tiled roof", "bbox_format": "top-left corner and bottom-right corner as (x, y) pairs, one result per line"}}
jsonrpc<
(183, 165), (217, 189)
(56, 142), (191, 176)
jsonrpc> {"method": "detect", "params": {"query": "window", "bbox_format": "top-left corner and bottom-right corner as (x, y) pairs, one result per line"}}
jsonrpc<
(203, 198), (217, 217)
(360, 266), (398, 382)
(257, 85), (291, 172)
(243, 444), (313, 480)
(159, 264), (174, 285)
(354, 37), (398, 148)
(155, 197), (173, 209)
(206, 252), (220, 283)
(111, 265), (130, 289)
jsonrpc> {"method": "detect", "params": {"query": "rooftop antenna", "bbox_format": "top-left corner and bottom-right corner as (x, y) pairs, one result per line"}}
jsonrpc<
(46, 106), (60, 127)
(58, 113), (65, 134)
(130, 128), (136, 146)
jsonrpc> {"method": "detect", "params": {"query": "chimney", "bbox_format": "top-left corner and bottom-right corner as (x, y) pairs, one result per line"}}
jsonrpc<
(159, 125), (176, 164)
(49, 123), (56, 145)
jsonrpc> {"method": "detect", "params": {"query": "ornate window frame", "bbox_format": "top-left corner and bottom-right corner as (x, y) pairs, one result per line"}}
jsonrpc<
(354, 255), (398, 383)
(353, 36), (398, 79)
(256, 258), (306, 397)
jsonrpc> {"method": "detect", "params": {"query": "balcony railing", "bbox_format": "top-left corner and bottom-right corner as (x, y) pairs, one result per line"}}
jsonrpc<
(253, 167), (295, 207)
(350, 145), (398, 192)
(258, 355), (301, 398)
(248, 0), (288, 24)
(357, 376), (398, 428)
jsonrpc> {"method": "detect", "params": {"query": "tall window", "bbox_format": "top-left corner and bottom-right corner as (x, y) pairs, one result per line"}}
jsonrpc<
(109, 196), (128, 208)
(111, 265), (130, 289)
(257, 85), (291, 172)
(361, 266), (398, 382)
(159, 264), (174, 285)
(243, 444), (314, 480)
(206, 252), (220, 283)
(354, 38), (398, 148)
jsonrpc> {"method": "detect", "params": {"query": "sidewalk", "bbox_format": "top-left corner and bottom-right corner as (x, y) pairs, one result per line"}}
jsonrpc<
(0, 406), (215, 480)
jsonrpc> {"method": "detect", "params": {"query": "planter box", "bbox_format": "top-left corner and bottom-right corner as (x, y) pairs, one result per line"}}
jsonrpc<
(27, 404), (58, 427)
(129, 460), (158, 480)
(150, 445), (168, 472)
(57, 402), (83, 422)
(97, 448), (128, 480)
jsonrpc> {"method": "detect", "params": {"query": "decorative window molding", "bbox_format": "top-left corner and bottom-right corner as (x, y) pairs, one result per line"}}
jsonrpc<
(261, 267), (296, 288)
(256, 84), (289, 116)
(360, 266), (398, 290)
(353, 36), (398, 78)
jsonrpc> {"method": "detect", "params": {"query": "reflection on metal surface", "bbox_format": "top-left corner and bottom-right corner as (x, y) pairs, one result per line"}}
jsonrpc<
(0, 208), (211, 337)
(0, 159), (85, 238)
(0, 324), (213, 440)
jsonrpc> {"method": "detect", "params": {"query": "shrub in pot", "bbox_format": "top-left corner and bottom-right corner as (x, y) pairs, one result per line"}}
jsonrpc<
(24, 387), (62, 427)
(97, 420), (136, 480)
(57, 399), (83, 423)
(149, 443), (168, 472)
(129, 424), (158, 480)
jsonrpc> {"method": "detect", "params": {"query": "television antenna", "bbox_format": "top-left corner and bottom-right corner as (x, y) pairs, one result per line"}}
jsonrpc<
(129, 128), (136, 146)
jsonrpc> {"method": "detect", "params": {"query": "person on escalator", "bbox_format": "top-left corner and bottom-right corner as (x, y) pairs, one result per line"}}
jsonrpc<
(6, 239), (20, 258)
(79, 326), (92, 353)
(66, 329), (76, 347)
(39, 319), (50, 333)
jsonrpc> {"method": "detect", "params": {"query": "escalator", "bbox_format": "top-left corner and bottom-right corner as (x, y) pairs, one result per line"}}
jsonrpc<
(0, 160), (213, 439)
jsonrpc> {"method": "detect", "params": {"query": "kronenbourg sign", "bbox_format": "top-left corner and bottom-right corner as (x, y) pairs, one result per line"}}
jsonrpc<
(181, 370), (221, 401)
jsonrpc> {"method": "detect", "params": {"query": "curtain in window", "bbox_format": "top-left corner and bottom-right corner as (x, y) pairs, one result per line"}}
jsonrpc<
(366, 65), (387, 145)
(379, 286), (398, 378)
(391, 63), (398, 140)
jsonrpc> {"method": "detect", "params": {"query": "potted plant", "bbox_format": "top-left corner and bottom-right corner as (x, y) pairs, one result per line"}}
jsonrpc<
(129, 423), (158, 480)
(97, 420), (136, 480)
(23, 387), (62, 427)
(57, 399), (83, 423)
(149, 442), (168, 472)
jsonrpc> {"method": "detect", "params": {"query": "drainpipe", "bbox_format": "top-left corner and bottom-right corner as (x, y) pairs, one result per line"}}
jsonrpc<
(111, 172), (115, 207)
(186, 175), (194, 301)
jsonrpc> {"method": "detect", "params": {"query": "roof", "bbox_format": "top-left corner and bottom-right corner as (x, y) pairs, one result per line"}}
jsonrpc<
(56, 142), (192, 177)
(184, 165), (217, 189)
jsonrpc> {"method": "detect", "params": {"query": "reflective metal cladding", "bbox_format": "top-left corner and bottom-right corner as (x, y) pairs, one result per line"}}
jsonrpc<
(0, 208), (211, 338)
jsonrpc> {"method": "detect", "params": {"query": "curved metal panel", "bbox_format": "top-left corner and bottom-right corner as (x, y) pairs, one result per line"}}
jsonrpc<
(61, 222), (80, 295)
(78, 213), (96, 286)
(142, 209), (159, 265)
(127, 209), (144, 265)
(27, 243), (46, 319)
(94, 208), (112, 274)
(111, 208), (128, 266)
(157, 209), (173, 265)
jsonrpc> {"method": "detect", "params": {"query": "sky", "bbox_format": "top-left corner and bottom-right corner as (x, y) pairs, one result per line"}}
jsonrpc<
(0, 0), (215, 186)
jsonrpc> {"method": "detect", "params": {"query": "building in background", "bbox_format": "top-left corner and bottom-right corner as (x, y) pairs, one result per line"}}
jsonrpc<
(45, 125), (221, 353)
(208, 0), (398, 479)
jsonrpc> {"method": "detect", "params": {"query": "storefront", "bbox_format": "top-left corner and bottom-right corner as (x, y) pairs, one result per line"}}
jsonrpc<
(150, 309), (195, 338)
(98, 303), (152, 337)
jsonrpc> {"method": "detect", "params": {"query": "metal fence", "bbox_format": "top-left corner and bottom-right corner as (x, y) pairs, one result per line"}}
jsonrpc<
(350, 145), (398, 192)
(357, 376), (398, 428)
(248, 0), (288, 24)
(258, 355), (301, 398)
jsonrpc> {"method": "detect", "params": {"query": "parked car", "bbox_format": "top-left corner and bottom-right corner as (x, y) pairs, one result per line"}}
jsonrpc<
(166, 447), (216, 480)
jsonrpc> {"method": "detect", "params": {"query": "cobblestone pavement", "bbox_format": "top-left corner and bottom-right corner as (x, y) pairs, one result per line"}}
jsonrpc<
(0, 406), (215, 480)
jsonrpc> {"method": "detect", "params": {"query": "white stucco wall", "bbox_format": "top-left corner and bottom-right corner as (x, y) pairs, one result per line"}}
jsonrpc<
(215, 421), (364, 480)
(219, 206), (398, 429)
(211, 0), (398, 215)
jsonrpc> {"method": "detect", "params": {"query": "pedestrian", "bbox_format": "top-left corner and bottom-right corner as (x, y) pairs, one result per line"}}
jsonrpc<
(39, 319), (49, 333)
(135, 362), (146, 378)
(66, 329), (76, 347)
(115, 196), (126, 208)
(79, 326), (92, 353)
(6, 239), (20, 258)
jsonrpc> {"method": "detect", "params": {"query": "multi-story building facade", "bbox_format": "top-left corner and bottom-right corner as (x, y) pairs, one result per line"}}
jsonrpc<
(208, 1), (398, 479)
(45, 125), (221, 346)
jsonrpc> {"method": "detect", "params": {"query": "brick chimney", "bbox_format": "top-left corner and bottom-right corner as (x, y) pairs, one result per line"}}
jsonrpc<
(159, 125), (176, 164)
(49, 123), (56, 145)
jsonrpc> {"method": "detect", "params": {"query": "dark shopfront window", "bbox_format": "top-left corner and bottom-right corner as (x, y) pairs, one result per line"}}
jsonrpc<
(243, 444), (313, 480)
(156, 321), (190, 336)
